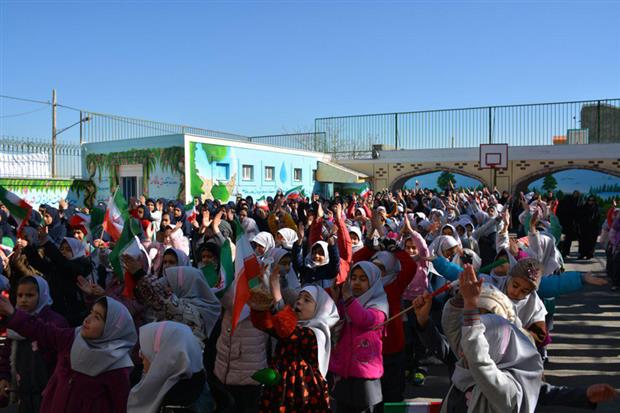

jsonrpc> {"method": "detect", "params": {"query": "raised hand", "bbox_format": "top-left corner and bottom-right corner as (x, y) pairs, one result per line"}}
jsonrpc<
(412, 291), (433, 328)
(0, 293), (15, 316)
(459, 264), (483, 310)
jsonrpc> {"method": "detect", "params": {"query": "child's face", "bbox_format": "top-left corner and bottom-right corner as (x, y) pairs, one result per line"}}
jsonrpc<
(349, 232), (360, 244)
(442, 227), (454, 236)
(201, 250), (217, 266)
(404, 239), (417, 256)
(275, 233), (285, 246)
(162, 253), (178, 271)
(161, 214), (171, 227)
(443, 245), (458, 260)
(16, 283), (39, 313)
(506, 276), (535, 301)
(72, 228), (85, 241)
(456, 226), (465, 237)
(43, 213), (53, 226)
(253, 243), (266, 257)
(81, 302), (106, 339)
(278, 256), (291, 273)
(294, 291), (317, 321)
(59, 241), (74, 260)
(350, 267), (370, 297)
(311, 245), (326, 264)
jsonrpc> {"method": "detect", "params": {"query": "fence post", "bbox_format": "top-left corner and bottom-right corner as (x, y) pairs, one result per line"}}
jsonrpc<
(488, 106), (493, 144)
(394, 113), (399, 150)
(596, 100), (601, 143)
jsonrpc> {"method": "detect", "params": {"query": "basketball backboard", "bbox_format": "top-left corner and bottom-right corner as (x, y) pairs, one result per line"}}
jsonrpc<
(479, 144), (508, 169)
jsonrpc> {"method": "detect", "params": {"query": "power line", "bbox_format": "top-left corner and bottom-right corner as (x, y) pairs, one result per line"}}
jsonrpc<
(0, 94), (51, 106)
(0, 106), (49, 118)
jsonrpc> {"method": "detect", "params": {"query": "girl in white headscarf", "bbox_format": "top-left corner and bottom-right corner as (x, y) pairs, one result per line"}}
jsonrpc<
(251, 231), (275, 259)
(329, 261), (389, 412)
(249, 267), (339, 412)
(0, 295), (137, 413)
(275, 227), (298, 251)
(266, 247), (300, 305)
(128, 321), (205, 413)
(0, 276), (68, 412)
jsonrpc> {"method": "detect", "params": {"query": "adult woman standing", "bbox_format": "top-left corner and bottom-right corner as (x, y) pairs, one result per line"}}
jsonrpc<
(578, 196), (600, 260)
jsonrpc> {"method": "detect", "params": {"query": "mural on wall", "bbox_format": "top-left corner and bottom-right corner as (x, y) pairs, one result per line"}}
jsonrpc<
(0, 178), (88, 210)
(403, 172), (484, 191)
(86, 147), (184, 203)
(188, 140), (318, 203)
(529, 170), (620, 199)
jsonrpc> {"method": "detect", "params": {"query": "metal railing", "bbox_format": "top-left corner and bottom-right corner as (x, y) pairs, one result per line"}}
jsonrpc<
(0, 136), (82, 179)
(248, 132), (327, 152)
(81, 111), (250, 143)
(314, 99), (620, 158)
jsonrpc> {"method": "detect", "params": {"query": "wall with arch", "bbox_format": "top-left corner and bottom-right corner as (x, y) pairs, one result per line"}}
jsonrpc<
(337, 143), (620, 194)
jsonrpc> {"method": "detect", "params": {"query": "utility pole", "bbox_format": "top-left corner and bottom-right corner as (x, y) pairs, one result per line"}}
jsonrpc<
(52, 89), (57, 178)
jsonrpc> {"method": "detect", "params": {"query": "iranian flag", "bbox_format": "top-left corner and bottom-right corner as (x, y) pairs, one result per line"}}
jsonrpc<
(230, 219), (262, 335)
(284, 185), (305, 201)
(202, 238), (235, 299)
(256, 196), (269, 211)
(0, 186), (33, 235)
(108, 217), (145, 298)
(184, 203), (197, 223)
(358, 182), (371, 199)
(103, 189), (128, 241)
(69, 212), (91, 235)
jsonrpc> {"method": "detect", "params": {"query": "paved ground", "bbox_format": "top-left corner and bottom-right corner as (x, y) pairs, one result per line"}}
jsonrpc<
(404, 244), (620, 412)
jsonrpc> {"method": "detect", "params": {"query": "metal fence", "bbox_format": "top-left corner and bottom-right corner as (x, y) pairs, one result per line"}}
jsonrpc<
(0, 136), (82, 179)
(248, 132), (327, 152)
(80, 111), (250, 144)
(314, 99), (620, 158)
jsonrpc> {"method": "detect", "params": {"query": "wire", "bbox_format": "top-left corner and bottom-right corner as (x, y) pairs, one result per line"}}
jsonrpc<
(0, 106), (49, 118)
(0, 94), (50, 105)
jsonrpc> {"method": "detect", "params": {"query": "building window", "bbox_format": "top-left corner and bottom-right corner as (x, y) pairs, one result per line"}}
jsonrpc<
(265, 166), (275, 182)
(121, 177), (138, 200)
(242, 165), (254, 181)
(215, 163), (230, 180)
(294, 168), (302, 181)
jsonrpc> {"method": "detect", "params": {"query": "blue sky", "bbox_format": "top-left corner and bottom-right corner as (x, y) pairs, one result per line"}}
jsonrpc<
(1, 1), (619, 142)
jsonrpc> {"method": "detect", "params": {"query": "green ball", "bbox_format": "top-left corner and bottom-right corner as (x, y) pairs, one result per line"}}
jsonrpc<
(251, 368), (281, 386)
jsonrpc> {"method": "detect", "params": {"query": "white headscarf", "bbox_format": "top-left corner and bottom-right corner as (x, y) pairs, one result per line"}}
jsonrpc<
(164, 266), (222, 337)
(268, 247), (300, 291)
(251, 231), (275, 257)
(348, 226), (364, 253)
(349, 261), (388, 317)
(371, 251), (401, 287)
(276, 228), (298, 250)
(297, 285), (339, 378)
(429, 235), (459, 258)
(70, 297), (137, 376)
(127, 321), (204, 413)
(451, 314), (543, 413)
(304, 241), (330, 269)
(62, 237), (86, 259)
(241, 217), (259, 239)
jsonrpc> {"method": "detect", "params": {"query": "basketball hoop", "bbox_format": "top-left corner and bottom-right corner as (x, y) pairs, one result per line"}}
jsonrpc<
(479, 144), (508, 170)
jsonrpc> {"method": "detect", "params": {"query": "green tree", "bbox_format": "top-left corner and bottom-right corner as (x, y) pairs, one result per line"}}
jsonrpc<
(437, 171), (456, 191)
(542, 174), (558, 192)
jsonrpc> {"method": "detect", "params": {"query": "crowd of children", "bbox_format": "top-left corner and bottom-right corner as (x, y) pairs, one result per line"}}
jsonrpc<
(0, 185), (617, 413)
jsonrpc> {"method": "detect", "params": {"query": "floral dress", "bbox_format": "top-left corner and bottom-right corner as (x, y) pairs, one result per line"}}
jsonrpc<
(251, 306), (331, 413)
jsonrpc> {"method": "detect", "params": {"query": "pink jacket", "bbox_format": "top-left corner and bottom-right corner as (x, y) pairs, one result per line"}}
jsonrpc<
(402, 231), (430, 300)
(328, 298), (385, 379)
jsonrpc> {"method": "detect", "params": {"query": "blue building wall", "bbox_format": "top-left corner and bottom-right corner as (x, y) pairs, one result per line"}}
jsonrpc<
(82, 134), (328, 204)
(186, 135), (327, 203)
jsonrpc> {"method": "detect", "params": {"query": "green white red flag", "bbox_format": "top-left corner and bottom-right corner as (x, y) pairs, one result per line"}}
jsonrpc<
(202, 238), (235, 299)
(184, 203), (197, 223)
(284, 185), (305, 201)
(103, 189), (128, 241)
(69, 212), (91, 235)
(0, 185), (33, 235)
(255, 196), (269, 211)
(358, 182), (371, 199)
(230, 219), (262, 335)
